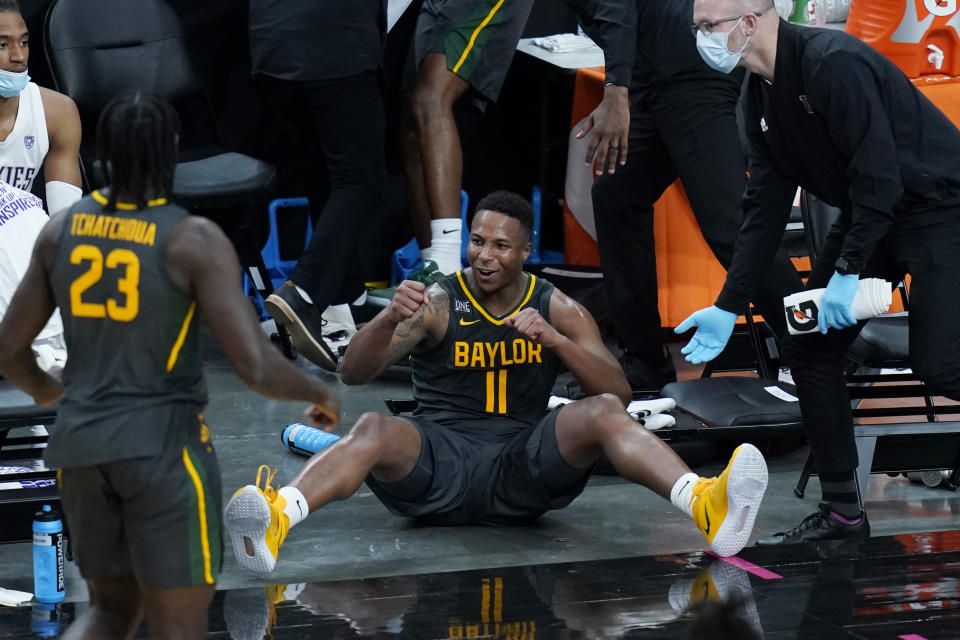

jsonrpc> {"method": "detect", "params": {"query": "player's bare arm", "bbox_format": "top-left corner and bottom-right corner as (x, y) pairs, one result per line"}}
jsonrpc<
(506, 288), (630, 403)
(39, 88), (82, 188)
(166, 215), (339, 426)
(340, 281), (448, 385)
(0, 214), (67, 405)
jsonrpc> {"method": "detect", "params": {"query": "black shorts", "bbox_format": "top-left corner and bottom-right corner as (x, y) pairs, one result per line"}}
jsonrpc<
(407, 0), (535, 103)
(59, 405), (222, 588)
(365, 408), (592, 525)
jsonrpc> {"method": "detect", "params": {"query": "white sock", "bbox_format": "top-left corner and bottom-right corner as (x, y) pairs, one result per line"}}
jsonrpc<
(670, 472), (701, 517)
(429, 218), (462, 274)
(279, 486), (309, 529)
(294, 286), (314, 305)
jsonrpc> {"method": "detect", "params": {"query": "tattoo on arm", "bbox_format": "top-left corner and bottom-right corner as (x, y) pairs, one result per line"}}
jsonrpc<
(384, 289), (448, 367)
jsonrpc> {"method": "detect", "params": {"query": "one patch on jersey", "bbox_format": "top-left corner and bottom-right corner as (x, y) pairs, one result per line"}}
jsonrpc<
(454, 299), (472, 314)
(760, 117), (768, 132)
(23, 135), (34, 150)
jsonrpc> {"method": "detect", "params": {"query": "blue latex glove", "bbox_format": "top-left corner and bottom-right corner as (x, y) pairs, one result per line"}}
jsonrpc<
(817, 271), (859, 334)
(674, 305), (738, 364)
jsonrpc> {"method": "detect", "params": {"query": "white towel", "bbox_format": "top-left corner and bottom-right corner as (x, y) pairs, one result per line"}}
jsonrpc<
(0, 587), (33, 607)
(639, 413), (676, 431)
(531, 33), (598, 53)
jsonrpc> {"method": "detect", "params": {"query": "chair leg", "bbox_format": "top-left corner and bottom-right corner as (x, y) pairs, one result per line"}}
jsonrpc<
(794, 451), (815, 498)
(226, 224), (296, 360)
(854, 435), (877, 504)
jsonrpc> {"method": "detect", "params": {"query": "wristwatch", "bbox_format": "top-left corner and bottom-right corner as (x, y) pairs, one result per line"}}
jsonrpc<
(835, 256), (858, 275)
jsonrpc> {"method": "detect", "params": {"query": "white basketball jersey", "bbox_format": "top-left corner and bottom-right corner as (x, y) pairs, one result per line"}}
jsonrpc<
(0, 82), (49, 193)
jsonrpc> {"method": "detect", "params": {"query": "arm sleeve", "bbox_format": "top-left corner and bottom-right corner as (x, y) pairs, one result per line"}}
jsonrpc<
(565, 0), (636, 86)
(807, 52), (902, 273)
(45, 180), (83, 217)
(715, 82), (797, 314)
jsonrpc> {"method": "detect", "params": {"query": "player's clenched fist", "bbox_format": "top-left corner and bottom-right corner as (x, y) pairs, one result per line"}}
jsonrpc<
(387, 280), (431, 324)
(504, 308), (562, 349)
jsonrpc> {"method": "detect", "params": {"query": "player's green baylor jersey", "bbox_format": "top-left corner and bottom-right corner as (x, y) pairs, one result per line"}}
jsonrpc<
(45, 191), (206, 468)
(411, 271), (561, 426)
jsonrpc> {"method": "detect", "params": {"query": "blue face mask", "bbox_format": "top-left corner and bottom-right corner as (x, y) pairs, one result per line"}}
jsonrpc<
(696, 17), (748, 74)
(0, 68), (29, 98)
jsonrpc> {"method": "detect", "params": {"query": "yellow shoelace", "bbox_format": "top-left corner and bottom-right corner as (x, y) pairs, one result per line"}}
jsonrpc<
(690, 476), (715, 507)
(255, 465), (280, 501)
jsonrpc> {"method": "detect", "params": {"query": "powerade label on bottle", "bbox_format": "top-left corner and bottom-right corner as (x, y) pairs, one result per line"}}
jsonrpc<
(33, 510), (65, 603)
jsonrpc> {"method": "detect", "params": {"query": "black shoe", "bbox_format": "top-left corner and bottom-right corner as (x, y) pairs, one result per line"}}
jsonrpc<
(264, 284), (337, 372)
(619, 348), (677, 394)
(756, 503), (870, 545)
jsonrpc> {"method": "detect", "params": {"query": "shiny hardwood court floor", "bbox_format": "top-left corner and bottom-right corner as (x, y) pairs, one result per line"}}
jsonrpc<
(1, 337), (958, 639)
(1, 530), (958, 639)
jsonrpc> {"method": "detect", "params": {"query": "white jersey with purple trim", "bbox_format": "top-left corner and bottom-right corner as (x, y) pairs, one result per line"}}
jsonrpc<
(0, 180), (65, 367)
(0, 82), (49, 193)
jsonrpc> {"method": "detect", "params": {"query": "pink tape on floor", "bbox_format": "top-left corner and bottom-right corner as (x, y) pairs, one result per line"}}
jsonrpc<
(898, 635), (930, 640)
(706, 550), (783, 580)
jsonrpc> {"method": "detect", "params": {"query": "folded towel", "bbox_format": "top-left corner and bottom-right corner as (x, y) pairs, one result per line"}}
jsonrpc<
(639, 413), (676, 431)
(0, 587), (33, 607)
(531, 33), (598, 53)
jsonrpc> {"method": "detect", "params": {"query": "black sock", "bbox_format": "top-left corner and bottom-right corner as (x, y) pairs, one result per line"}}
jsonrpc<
(820, 471), (862, 520)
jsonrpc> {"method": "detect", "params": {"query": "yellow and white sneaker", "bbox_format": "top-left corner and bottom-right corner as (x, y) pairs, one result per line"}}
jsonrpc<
(668, 561), (763, 634)
(224, 465), (290, 574)
(691, 443), (768, 557)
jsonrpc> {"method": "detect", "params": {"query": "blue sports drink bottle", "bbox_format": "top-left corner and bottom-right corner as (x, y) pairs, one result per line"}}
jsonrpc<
(33, 505), (65, 603)
(281, 423), (341, 457)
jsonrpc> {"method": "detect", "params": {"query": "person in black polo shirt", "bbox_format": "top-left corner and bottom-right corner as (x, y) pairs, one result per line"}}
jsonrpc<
(249, 0), (388, 371)
(569, 0), (802, 392)
(680, 0), (960, 543)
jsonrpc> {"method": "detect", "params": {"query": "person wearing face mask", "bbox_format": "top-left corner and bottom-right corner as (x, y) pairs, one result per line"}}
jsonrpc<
(680, 0), (960, 543)
(0, 0), (82, 373)
(568, 0), (802, 393)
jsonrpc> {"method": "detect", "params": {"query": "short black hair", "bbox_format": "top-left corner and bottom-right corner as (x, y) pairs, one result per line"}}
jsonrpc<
(474, 190), (533, 238)
(0, 1), (20, 13)
(97, 91), (180, 211)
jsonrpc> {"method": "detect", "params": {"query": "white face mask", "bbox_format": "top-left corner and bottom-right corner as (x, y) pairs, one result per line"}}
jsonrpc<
(0, 67), (29, 98)
(695, 16), (748, 74)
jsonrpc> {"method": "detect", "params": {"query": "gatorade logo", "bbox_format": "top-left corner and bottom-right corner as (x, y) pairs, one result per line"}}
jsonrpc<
(785, 300), (819, 333)
(893, 1), (960, 42)
(926, 0), (957, 18)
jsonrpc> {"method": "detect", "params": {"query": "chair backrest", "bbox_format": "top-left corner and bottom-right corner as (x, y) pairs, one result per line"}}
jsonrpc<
(44, 0), (219, 168)
(798, 190), (842, 264)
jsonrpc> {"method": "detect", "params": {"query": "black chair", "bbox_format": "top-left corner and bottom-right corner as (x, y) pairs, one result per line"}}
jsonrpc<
(0, 404), (59, 543)
(792, 191), (960, 497)
(661, 203), (806, 451)
(43, 0), (295, 357)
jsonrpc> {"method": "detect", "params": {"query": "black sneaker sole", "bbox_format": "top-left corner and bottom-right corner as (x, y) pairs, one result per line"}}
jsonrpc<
(264, 294), (338, 372)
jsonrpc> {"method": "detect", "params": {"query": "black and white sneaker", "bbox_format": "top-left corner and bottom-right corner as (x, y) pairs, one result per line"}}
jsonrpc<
(265, 284), (337, 371)
(756, 503), (870, 545)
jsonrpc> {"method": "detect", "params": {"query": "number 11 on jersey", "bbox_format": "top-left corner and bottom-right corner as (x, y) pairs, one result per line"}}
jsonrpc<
(485, 369), (507, 414)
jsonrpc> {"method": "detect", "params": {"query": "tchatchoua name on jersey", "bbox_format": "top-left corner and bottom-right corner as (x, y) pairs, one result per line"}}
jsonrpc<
(454, 339), (543, 368)
(70, 213), (157, 246)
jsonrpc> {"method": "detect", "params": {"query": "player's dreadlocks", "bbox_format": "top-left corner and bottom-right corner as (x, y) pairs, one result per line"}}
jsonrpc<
(96, 91), (180, 211)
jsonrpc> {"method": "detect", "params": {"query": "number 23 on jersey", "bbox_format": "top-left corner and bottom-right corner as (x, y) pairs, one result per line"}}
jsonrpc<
(69, 243), (140, 321)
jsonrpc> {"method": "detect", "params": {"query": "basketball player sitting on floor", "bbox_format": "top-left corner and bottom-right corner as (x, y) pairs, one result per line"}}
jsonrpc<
(225, 190), (770, 574)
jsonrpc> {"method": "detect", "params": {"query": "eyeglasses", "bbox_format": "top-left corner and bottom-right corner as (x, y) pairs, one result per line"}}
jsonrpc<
(689, 13), (758, 36)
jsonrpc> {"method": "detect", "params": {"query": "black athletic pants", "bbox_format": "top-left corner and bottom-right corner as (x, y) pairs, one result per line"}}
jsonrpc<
(592, 84), (803, 361)
(257, 71), (388, 308)
(782, 210), (960, 475)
